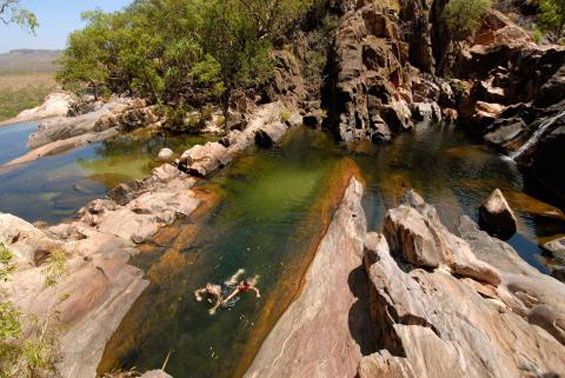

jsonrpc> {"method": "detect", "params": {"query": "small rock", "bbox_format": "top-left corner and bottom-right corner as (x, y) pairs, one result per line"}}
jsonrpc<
(157, 148), (174, 161)
(139, 370), (173, 378)
(479, 189), (518, 240)
(543, 236), (565, 260)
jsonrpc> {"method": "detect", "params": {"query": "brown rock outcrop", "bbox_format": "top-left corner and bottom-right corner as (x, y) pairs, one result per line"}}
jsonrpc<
(478, 188), (518, 239)
(327, 2), (450, 143)
(359, 193), (565, 378)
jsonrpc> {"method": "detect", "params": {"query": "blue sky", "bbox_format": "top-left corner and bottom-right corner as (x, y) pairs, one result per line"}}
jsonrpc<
(0, 0), (132, 53)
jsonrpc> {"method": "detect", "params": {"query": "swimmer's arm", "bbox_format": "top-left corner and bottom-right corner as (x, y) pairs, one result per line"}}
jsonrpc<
(194, 288), (207, 302)
(250, 287), (261, 298)
(209, 297), (222, 315)
(222, 288), (241, 305)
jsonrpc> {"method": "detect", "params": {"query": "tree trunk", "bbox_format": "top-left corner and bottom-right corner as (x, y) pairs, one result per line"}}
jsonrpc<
(90, 80), (99, 101)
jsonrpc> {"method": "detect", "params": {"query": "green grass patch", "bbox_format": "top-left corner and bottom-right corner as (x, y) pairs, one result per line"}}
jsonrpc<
(0, 73), (57, 122)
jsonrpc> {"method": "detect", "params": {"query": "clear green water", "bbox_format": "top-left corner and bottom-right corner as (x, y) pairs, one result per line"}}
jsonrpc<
(0, 124), (217, 223)
(99, 126), (564, 378)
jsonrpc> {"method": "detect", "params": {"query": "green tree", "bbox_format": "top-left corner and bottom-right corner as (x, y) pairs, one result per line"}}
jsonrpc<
(0, 0), (38, 32)
(538, 0), (565, 40)
(57, 0), (317, 130)
(202, 0), (274, 128)
(443, 0), (492, 43)
(439, 0), (492, 74)
(56, 12), (111, 100)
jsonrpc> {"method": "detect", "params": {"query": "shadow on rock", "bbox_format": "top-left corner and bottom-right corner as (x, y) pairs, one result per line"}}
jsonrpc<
(348, 265), (377, 356)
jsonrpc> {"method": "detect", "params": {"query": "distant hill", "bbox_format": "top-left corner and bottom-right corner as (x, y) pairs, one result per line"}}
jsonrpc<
(0, 49), (62, 74)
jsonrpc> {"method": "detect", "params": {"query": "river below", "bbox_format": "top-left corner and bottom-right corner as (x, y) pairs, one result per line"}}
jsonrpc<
(92, 124), (564, 378)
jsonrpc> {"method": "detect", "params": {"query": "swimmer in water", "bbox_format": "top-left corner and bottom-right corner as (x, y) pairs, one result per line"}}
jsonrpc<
(221, 278), (261, 306)
(194, 283), (223, 314)
(194, 269), (255, 315)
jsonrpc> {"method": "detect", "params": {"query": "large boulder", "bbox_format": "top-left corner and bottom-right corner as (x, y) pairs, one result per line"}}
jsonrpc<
(359, 193), (565, 378)
(479, 189), (518, 239)
(254, 122), (288, 147)
(179, 142), (232, 177)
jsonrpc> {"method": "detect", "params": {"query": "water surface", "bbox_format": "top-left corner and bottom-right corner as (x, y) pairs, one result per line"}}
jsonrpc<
(0, 121), (38, 165)
(0, 123), (216, 223)
(99, 125), (564, 377)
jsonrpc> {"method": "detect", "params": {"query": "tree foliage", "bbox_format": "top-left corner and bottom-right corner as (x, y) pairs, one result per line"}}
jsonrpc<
(57, 0), (316, 126)
(443, 0), (493, 42)
(538, 0), (565, 39)
(0, 0), (38, 32)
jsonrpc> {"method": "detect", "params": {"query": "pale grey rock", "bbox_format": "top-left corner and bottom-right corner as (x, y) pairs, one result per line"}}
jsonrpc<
(0, 213), (63, 265)
(140, 370), (173, 378)
(0, 92), (72, 127)
(255, 122), (288, 147)
(285, 113), (303, 128)
(3, 128), (120, 168)
(362, 221), (565, 378)
(543, 236), (565, 259)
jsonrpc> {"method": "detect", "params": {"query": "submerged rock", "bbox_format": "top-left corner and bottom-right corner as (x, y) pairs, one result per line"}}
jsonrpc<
(157, 148), (174, 161)
(140, 370), (173, 378)
(479, 189), (518, 239)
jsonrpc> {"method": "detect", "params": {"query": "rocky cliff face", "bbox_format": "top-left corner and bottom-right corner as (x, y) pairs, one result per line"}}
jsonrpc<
(325, 0), (456, 143)
(321, 0), (564, 195)
(246, 187), (565, 377)
(453, 9), (565, 197)
(360, 191), (565, 377)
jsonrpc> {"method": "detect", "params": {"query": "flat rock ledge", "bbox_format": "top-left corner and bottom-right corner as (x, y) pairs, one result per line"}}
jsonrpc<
(177, 102), (301, 177)
(0, 163), (200, 378)
(246, 188), (565, 378)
